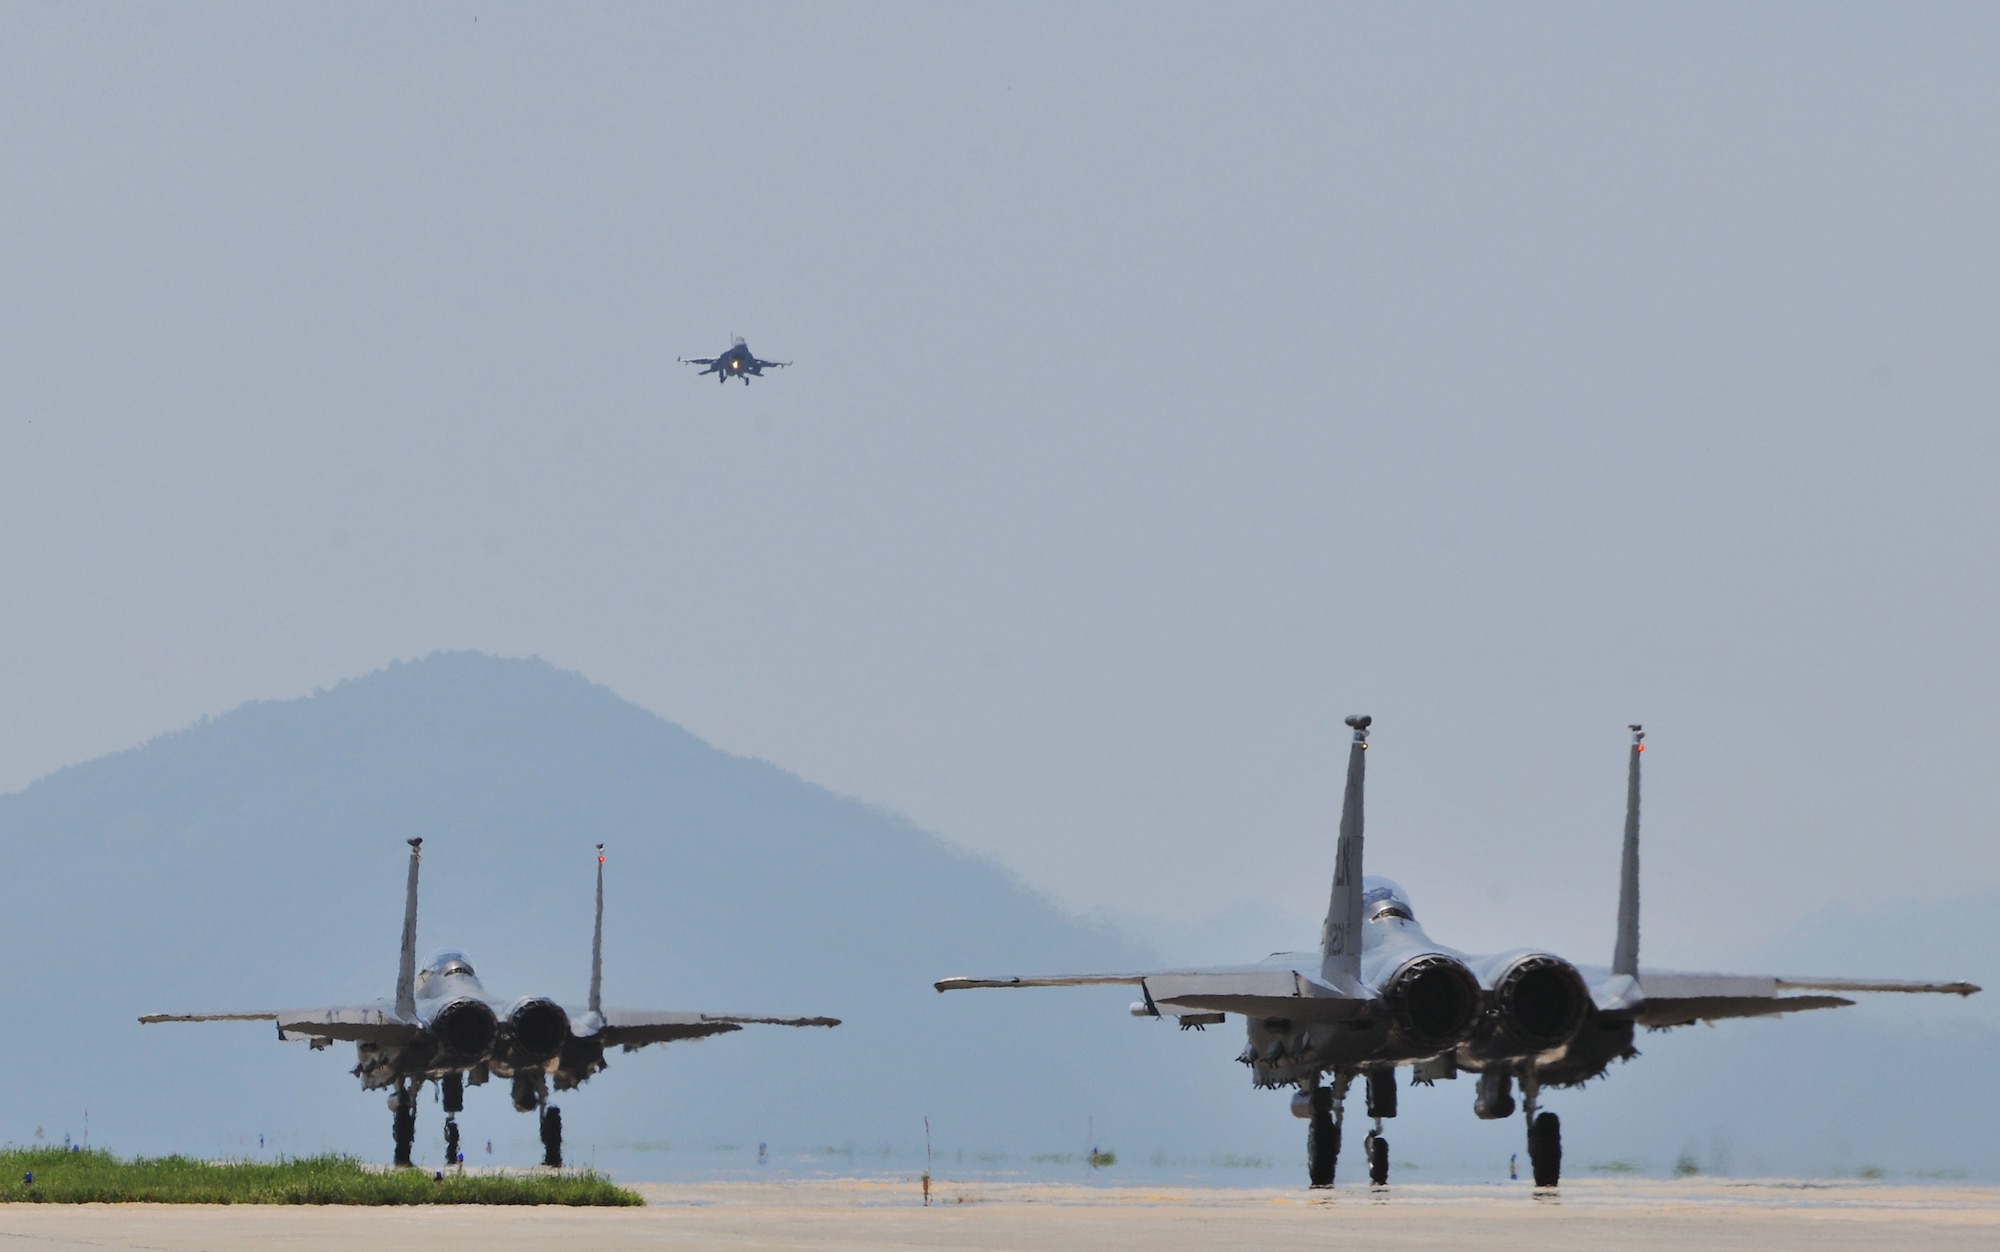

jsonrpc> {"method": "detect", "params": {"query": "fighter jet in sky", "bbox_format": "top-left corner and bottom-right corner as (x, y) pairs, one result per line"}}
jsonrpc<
(144, 840), (838, 1168)
(935, 718), (1979, 1189)
(679, 337), (790, 385)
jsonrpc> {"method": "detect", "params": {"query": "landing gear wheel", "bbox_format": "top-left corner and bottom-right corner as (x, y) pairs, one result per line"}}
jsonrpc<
(1367, 1132), (1390, 1185)
(1528, 1112), (1561, 1187)
(392, 1092), (416, 1168)
(540, 1105), (563, 1169)
(444, 1116), (460, 1166)
(1306, 1110), (1339, 1188)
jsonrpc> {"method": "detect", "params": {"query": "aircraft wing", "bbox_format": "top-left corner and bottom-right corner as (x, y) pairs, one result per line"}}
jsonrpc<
(753, 359), (791, 369)
(140, 1005), (423, 1045)
(936, 965), (1377, 1022)
(1587, 969), (1980, 1027)
(680, 357), (718, 366)
(576, 1009), (840, 1051)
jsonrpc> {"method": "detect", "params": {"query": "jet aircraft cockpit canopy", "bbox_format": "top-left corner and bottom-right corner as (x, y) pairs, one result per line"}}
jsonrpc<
(1362, 877), (1416, 923)
(417, 950), (480, 996)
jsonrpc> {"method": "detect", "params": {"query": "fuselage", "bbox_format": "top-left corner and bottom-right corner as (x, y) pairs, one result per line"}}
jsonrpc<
(352, 951), (598, 1091)
(1238, 879), (1619, 1089)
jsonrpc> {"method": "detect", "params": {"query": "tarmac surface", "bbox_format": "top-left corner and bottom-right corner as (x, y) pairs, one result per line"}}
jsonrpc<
(0, 1175), (1995, 1249)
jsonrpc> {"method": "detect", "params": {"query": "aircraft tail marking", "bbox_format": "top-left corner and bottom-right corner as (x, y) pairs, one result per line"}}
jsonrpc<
(589, 843), (606, 1016)
(395, 838), (422, 1021)
(1320, 715), (1370, 987)
(1612, 726), (1643, 978)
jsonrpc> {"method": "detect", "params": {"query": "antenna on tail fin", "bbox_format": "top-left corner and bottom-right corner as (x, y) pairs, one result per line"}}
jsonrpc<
(589, 844), (606, 1016)
(1612, 726), (1644, 978)
(1320, 715), (1371, 988)
(396, 838), (422, 1021)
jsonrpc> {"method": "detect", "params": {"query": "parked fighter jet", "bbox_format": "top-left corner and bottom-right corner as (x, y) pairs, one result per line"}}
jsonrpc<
(679, 337), (789, 384)
(935, 718), (1979, 1189)
(143, 841), (838, 1168)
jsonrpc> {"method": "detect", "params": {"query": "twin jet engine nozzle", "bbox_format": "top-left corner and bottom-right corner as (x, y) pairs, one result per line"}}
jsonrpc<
(1471, 954), (1592, 1058)
(503, 997), (572, 1067)
(425, 997), (574, 1071)
(1381, 954), (1482, 1052)
(427, 998), (499, 1062)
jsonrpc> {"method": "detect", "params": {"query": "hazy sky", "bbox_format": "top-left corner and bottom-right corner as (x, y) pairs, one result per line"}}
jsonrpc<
(3, 4), (1997, 971)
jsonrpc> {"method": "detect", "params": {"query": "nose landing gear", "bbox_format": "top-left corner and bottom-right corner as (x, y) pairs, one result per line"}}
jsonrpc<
(1363, 1068), (1396, 1185)
(1364, 1129), (1390, 1185)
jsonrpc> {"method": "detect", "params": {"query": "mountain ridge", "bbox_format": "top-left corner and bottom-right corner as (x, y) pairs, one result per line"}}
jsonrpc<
(1, 651), (1992, 1181)
(0, 651), (1265, 1171)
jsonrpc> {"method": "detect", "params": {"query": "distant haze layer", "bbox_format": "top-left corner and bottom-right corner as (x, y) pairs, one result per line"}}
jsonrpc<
(0, 654), (1991, 1181)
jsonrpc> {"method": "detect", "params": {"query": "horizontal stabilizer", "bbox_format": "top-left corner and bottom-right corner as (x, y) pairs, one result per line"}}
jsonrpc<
(139, 1011), (277, 1024)
(1775, 977), (1981, 997)
(935, 974), (1148, 992)
(578, 1009), (840, 1049)
(936, 966), (1373, 1022)
(1588, 967), (1983, 1027)
(1632, 994), (1853, 1027)
(693, 1013), (843, 1028)
(140, 1005), (422, 1045)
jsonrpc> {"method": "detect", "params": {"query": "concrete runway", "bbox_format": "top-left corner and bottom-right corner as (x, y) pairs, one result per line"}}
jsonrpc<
(0, 1176), (1995, 1249)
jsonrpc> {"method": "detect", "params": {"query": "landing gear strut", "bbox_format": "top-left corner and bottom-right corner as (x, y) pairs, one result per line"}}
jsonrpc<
(1522, 1071), (1561, 1186)
(442, 1072), (463, 1166)
(540, 1104), (563, 1169)
(1364, 1129), (1390, 1186)
(1364, 1068), (1395, 1186)
(1306, 1089), (1337, 1188)
(391, 1078), (418, 1168)
(1305, 1072), (1353, 1188)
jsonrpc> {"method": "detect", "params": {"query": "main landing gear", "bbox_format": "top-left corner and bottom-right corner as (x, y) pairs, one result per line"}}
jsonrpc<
(1363, 1068), (1394, 1186)
(1302, 1071), (1361, 1188)
(390, 1078), (419, 1168)
(540, 1105), (563, 1169)
(1302, 1069), (1401, 1189)
(1305, 1088), (1338, 1187)
(1521, 1072), (1561, 1187)
(512, 1068), (563, 1168)
(442, 1072), (464, 1166)
(1477, 1069), (1562, 1187)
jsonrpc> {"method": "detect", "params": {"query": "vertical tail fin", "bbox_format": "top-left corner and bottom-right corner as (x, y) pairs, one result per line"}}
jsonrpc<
(1320, 715), (1371, 987)
(588, 844), (606, 1016)
(395, 838), (422, 1021)
(1611, 726), (1643, 978)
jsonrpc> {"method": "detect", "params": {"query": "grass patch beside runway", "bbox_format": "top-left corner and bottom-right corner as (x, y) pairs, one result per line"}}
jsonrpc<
(0, 1148), (641, 1205)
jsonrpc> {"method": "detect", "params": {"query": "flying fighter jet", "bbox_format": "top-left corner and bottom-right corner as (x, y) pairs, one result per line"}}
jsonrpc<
(935, 718), (1979, 1189)
(679, 337), (790, 385)
(143, 840), (838, 1168)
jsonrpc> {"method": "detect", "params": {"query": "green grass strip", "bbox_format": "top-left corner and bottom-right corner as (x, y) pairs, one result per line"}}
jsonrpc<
(0, 1148), (641, 1206)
